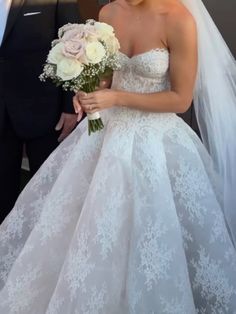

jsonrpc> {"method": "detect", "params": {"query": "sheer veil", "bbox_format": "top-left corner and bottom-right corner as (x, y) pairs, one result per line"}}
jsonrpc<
(180, 0), (236, 245)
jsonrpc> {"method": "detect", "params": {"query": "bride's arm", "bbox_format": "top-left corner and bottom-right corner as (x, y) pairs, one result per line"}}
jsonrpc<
(79, 10), (198, 115)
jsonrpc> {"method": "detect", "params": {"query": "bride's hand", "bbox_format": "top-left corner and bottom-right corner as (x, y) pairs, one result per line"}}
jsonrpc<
(78, 89), (118, 114)
(73, 78), (113, 114)
(72, 94), (84, 122)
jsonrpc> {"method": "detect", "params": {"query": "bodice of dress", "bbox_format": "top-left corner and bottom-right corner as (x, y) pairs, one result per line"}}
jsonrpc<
(112, 48), (170, 94)
(107, 48), (177, 129)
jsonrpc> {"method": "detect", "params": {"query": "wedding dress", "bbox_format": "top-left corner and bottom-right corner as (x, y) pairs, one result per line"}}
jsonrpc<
(0, 49), (236, 314)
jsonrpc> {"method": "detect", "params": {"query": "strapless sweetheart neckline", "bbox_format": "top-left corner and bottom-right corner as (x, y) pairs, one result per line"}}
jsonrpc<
(118, 47), (169, 60)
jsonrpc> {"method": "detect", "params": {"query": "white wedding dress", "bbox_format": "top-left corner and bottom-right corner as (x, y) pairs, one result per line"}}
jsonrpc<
(0, 49), (236, 314)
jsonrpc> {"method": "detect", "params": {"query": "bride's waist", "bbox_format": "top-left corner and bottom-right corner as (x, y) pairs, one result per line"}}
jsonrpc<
(103, 107), (178, 127)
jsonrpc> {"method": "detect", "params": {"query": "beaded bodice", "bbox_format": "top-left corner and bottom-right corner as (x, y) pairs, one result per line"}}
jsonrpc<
(108, 48), (176, 127)
(112, 48), (170, 93)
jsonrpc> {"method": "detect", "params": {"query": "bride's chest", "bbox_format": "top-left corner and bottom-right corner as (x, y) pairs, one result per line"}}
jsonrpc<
(118, 49), (170, 79)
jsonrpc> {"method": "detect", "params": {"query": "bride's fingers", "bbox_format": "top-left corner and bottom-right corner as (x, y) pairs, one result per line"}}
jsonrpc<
(76, 91), (87, 98)
(82, 104), (99, 113)
(73, 95), (82, 114)
(80, 99), (97, 106)
(84, 109), (99, 114)
(72, 96), (78, 113)
(79, 92), (98, 100)
(86, 109), (99, 114)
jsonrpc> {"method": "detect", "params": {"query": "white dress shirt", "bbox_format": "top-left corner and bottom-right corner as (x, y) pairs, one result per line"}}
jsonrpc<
(0, 0), (12, 46)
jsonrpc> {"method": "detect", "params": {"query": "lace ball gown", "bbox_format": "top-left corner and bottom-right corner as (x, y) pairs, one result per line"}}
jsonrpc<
(0, 49), (236, 314)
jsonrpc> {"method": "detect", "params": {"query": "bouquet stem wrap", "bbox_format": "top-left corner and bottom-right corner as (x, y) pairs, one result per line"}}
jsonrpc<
(81, 82), (104, 135)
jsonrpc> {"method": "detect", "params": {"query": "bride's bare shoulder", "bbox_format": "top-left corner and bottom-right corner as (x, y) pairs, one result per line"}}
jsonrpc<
(164, 1), (197, 52)
(165, 1), (196, 31)
(99, 0), (125, 23)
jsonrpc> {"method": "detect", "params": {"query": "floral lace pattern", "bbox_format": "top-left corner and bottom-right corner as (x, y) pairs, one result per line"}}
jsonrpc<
(0, 49), (236, 313)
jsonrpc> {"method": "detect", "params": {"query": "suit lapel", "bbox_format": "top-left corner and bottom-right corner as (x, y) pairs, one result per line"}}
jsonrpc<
(2, 0), (25, 44)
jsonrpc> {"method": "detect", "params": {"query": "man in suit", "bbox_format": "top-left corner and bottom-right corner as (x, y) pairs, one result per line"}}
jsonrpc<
(0, 0), (81, 223)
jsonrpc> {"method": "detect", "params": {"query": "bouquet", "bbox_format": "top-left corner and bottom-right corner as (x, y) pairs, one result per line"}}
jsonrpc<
(40, 20), (120, 135)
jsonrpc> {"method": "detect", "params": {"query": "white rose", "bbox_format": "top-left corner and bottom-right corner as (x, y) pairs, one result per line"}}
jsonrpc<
(106, 36), (120, 55)
(85, 41), (106, 64)
(56, 58), (83, 81)
(47, 42), (64, 64)
(94, 22), (114, 39)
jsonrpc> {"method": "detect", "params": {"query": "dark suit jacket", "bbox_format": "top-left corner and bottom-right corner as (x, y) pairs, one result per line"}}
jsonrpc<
(0, 0), (80, 138)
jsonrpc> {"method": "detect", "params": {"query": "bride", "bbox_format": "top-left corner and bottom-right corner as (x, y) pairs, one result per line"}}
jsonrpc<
(1, 0), (236, 313)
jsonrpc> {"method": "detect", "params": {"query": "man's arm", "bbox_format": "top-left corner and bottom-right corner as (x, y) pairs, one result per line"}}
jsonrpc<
(55, 0), (81, 141)
(57, 0), (82, 113)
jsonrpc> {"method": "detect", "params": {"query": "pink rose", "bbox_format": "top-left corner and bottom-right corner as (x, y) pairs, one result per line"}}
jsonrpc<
(62, 40), (85, 60)
(61, 27), (85, 42)
(58, 23), (83, 39)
